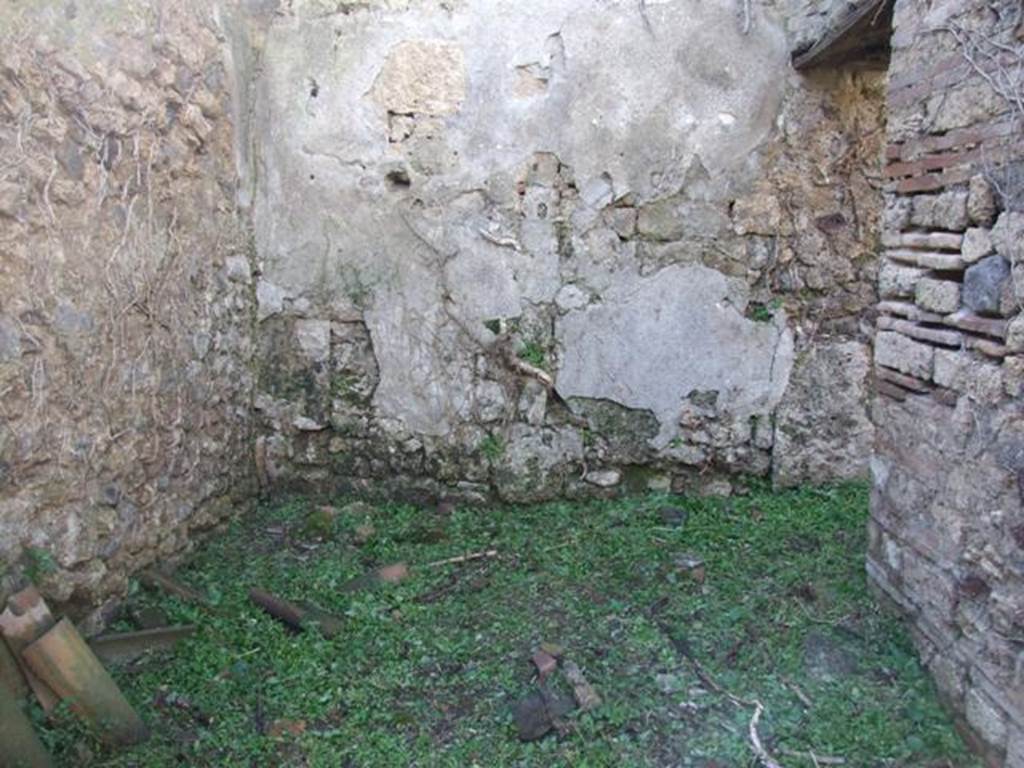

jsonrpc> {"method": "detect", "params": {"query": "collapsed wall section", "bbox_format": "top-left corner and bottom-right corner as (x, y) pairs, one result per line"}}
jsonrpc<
(868, 0), (1024, 763)
(247, 0), (886, 504)
(0, 1), (257, 628)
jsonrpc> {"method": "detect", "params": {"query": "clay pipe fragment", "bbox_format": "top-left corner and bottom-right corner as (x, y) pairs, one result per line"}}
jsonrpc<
(0, 683), (54, 768)
(0, 635), (29, 701)
(22, 618), (149, 746)
(248, 589), (343, 639)
(89, 625), (197, 665)
(0, 586), (59, 711)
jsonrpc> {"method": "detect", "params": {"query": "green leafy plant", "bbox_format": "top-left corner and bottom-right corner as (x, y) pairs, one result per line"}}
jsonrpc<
(24, 547), (57, 583)
(479, 434), (505, 461)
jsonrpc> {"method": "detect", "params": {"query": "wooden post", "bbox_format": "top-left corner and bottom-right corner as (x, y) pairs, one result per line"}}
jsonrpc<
(22, 619), (149, 746)
(0, 586), (59, 711)
(0, 683), (54, 768)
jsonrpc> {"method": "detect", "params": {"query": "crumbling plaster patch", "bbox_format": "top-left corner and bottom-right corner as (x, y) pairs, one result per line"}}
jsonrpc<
(249, 0), (794, 440)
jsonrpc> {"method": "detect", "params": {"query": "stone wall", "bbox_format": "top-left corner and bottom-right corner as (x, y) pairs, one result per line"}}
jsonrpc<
(244, 0), (885, 504)
(0, 1), (257, 629)
(867, 0), (1024, 763)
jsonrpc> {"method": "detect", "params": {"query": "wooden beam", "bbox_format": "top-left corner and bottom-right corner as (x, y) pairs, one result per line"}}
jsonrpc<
(793, 0), (894, 71)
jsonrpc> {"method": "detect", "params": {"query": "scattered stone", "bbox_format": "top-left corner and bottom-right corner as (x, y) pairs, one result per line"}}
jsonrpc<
(658, 506), (689, 526)
(655, 672), (686, 694)
(562, 660), (602, 711)
(962, 256), (1011, 316)
(376, 563), (409, 584)
(352, 523), (375, 546)
(266, 718), (306, 738)
(531, 650), (558, 683)
(673, 553), (706, 583)
(802, 631), (860, 682)
(513, 687), (575, 742)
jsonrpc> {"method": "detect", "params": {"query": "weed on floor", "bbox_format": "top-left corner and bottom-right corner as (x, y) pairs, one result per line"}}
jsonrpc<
(39, 483), (980, 767)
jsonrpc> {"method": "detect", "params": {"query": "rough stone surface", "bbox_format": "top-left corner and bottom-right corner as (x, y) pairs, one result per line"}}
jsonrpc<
(875, 331), (934, 379)
(915, 278), (961, 314)
(871, 2), (1024, 758)
(0, 1), (256, 621)
(773, 341), (872, 487)
(243, 0), (883, 498)
(962, 228), (995, 264)
(963, 256), (1012, 316)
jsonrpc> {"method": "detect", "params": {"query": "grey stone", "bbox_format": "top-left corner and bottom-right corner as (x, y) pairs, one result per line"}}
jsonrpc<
(992, 211), (1024, 264)
(915, 278), (960, 314)
(555, 284), (589, 312)
(963, 256), (1011, 316)
(0, 316), (21, 362)
(494, 425), (583, 503)
(932, 190), (969, 232)
(224, 255), (252, 284)
(655, 673), (686, 694)
(293, 416), (327, 431)
(773, 341), (872, 487)
(964, 688), (1008, 751)
(295, 319), (331, 363)
(257, 280), (286, 321)
(961, 227), (994, 264)
(802, 631), (860, 682)
(879, 262), (925, 299)
(874, 331), (933, 379)
(584, 469), (622, 487)
(968, 174), (998, 227)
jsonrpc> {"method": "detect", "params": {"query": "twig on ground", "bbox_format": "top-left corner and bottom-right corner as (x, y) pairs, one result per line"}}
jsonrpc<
(782, 676), (814, 708)
(780, 748), (846, 765)
(425, 549), (499, 568)
(656, 619), (786, 768)
(748, 701), (784, 768)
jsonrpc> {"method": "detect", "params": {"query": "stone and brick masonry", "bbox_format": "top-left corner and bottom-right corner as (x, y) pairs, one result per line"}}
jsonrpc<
(868, 0), (1024, 763)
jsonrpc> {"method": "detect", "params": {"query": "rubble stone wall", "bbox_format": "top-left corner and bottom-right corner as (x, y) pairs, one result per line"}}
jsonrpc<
(0, 1), (258, 629)
(245, 0), (886, 505)
(867, 0), (1024, 763)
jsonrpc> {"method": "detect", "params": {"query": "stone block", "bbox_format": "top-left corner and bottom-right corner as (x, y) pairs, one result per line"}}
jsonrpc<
(294, 319), (331, 363)
(879, 262), (926, 299)
(875, 331), (934, 379)
(962, 227), (994, 264)
(915, 278), (961, 314)
(964, 687), (1009, 754)
(371, 40), (466, 116)
(963, 256), (1011, 316)
(1004, 356), (1024, 397)
(910, 190), (969, 231)
(968, 174), (998, 227)
(993, 211), (1024, 266)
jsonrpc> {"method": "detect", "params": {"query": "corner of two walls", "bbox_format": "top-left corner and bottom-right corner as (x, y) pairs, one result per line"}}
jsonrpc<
(868, 0), (1024, 763)
(0, 1), (259, 631)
